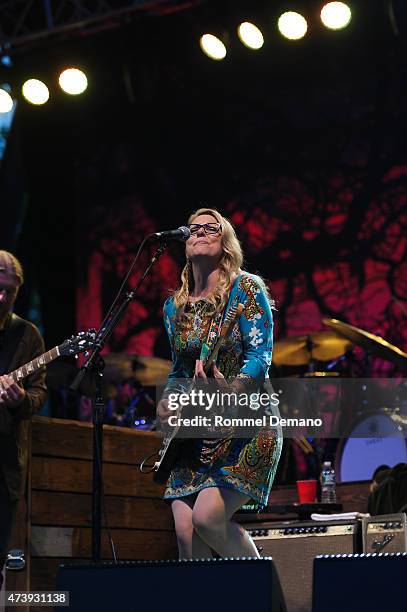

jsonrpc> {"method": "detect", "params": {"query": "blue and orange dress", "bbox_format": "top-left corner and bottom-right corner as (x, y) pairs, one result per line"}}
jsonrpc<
(162, 273), (282, 509)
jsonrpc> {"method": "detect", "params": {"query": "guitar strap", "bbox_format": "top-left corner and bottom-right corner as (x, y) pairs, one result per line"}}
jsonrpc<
(198, 309), (224, 363)
(0, 313), (26, 375)
(198, 275), (241, 363)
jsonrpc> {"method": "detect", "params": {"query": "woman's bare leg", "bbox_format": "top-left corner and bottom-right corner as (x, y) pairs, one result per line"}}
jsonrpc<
(191, 487), (260, 558)
(171, 497), (213, 559)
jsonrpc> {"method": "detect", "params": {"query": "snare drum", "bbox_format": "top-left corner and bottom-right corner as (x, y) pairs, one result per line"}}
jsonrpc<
(336, 410), (407, 482)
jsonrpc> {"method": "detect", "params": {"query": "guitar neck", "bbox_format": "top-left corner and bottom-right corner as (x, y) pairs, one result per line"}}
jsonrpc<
(203, 338), (223, 373)
(203, 304), (243, 374)
(9, 346), (61, 383)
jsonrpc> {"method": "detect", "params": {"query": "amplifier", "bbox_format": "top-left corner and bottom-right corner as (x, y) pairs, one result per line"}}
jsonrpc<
(362, 513), (407, 553)
(245, 520), (361, 612)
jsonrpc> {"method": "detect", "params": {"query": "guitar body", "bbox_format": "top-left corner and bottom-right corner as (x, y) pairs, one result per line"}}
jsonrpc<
(152, 438), (185, 484)
(141, 303), (244, 482)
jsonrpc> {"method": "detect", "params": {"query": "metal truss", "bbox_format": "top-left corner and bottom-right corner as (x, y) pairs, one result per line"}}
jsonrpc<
(0, 0), (203, 52)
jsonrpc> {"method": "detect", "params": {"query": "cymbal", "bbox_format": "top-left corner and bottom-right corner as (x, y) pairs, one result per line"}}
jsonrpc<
(323, 318), (407, 367)
(302, 371), (340, 377)
(273, 331), (353, 366)
(103, 353), (172, 386)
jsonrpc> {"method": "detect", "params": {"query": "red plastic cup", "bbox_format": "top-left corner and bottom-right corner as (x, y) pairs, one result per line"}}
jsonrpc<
(296, 479), (317, 504)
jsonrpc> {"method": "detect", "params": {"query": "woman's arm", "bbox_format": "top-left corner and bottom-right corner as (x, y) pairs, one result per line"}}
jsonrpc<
(234, 274), (273, 389)
(162, 297), (187, 397)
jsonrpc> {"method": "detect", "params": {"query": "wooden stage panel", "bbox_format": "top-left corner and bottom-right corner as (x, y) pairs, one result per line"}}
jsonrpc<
(31, 491), (174, 530)
(31, 526), (177, 560)
(29, 417), (178, 599)
(31, 456), (163, 497)
(31, 417), (162, 464)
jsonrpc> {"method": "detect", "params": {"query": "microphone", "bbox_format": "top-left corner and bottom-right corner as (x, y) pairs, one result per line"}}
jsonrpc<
(152, 226), (191, 241)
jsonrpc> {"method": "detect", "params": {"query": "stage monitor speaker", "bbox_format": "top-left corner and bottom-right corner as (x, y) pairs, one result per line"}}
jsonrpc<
(313, 552), (407, 612)
(245, 520), (361, 612)
(362, 513), (407, 553)
(56, 557), (286, 612)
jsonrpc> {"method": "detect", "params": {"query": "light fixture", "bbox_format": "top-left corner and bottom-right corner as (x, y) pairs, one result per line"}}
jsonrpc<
(22, 79), (49, 105)
(320, 2), (352, 30)
(59, 68), (88, 95)
(277, 11), (308, 40)
(237, 22), (264, 50)
(0, 88), (13, 113)
(199, 34), (227, 60)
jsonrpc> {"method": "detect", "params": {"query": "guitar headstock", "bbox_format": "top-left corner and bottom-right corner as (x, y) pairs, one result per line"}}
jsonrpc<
(58, 329), (97, 357)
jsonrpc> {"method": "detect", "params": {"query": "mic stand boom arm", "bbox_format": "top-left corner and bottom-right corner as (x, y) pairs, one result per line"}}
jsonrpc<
(70, 240), (168, 561)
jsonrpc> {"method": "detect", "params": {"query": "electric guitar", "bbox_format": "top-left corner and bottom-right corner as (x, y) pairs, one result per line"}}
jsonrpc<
(0, 330), (96, 390)
(140, 302), (244, 484)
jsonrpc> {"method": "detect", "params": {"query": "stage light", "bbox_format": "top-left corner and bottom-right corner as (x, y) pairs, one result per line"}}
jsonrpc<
(237, 22), (264, 49)
(321, 2), (352, 30)
(0, 56), (12, 67)
(22, 79), (49, 105)
(277, 11), (308, 40)
(59, 68), (88, 95)
(0, 88), (13, 113)
(199, 34), (227, 60)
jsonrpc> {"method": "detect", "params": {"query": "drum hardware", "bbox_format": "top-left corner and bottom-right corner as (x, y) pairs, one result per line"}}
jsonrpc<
(323, 318), (407, 368)
(113, 384), (156, 430)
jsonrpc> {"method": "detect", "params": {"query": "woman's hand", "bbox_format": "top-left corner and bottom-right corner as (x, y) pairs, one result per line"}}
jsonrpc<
(211, 364), (229, 389)
(194, 359), (208, 382)
(156, 398), (172, 424)
(194, 360), (229, 389)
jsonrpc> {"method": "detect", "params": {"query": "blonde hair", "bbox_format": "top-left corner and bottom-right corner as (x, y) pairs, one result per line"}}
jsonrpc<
(0, 250), (24, 285)
(173, 209), (275, 324)
(174, 208), (243, 314)
(173, 208), (243, 320)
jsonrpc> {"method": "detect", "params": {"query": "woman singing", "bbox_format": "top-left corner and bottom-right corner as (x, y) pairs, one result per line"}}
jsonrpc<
(157, 208), (282, 559)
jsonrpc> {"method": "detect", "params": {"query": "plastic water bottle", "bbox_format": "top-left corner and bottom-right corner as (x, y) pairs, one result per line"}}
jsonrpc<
(320, 461), (337, 503)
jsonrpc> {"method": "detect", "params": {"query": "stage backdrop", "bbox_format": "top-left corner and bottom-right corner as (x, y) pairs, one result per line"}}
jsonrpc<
(68, 12), (407, 376)
(10, 1), (406, 375)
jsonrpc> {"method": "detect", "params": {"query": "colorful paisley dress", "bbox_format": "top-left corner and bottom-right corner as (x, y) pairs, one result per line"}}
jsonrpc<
(162, 273), (282, 508)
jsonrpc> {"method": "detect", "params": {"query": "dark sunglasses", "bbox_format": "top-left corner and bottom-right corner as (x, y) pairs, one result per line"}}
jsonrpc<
(188, 222), (221, 235)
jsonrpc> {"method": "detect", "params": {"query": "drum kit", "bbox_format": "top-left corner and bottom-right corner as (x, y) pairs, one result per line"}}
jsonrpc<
(272, 318), (407, 483)
(97, 353), (172, 429)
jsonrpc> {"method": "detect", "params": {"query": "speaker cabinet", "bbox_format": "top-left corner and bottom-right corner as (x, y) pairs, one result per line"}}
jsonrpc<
(313, 553), (407, 612)
(362, 513), (407, 553)
(57, 557), (286, 612)
(245, 520), (360, 612)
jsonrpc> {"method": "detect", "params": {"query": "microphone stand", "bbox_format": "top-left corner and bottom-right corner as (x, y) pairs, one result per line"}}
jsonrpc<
(70, 240), (168, 561)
